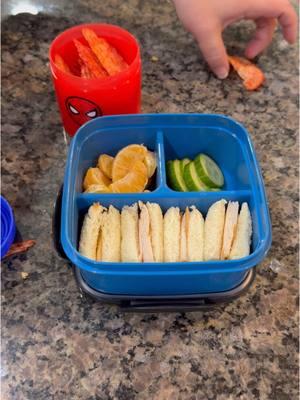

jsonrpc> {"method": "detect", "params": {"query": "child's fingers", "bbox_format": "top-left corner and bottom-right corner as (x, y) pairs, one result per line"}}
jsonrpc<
(195, 25), (229, 79)
(245, 17), (277, 59)
(278, 2), (298, 43)
(244, 0), (298, 44)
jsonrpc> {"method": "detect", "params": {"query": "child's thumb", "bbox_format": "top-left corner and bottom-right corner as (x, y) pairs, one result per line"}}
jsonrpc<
(194, 26), (229, 79)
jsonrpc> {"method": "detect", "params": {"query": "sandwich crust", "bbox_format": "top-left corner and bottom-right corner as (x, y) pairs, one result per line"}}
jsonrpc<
(101, 205), (121, 262)
(121, 203), (141, 262)
(139, 202), (154, 262)
(79, 203), (106, 260)
(164, 207), (181, 262)
(187, 206), (204, 261)
(146, 202), (164, 262)
(229, 202), (252, 259)
(221, 201), (239, 260)
(204, 199), (227, 261)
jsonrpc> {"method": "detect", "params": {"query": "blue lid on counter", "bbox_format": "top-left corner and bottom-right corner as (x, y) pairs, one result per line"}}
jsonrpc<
(1, 196), (16, 258)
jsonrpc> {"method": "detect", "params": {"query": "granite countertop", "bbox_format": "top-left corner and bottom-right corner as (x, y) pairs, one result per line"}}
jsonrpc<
(1, 1), (299, 399)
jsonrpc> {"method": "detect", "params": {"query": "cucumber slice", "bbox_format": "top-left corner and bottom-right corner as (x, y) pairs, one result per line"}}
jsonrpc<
(183, 161), (210, 191)
(167, 160), (188, 191)
(194, 154), (224, 188)
(180, 158), (191, 174)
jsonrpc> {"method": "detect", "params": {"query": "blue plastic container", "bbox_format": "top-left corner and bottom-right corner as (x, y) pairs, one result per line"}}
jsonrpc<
(1, 196), (16, 259)
(61, 114), (272, 296)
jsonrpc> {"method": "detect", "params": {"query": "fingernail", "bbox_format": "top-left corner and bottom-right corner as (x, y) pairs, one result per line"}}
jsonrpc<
(215, 67), (228, 79)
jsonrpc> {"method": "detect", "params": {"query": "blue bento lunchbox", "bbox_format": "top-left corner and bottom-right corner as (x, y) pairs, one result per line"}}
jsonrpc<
(59, 113), (272, 305)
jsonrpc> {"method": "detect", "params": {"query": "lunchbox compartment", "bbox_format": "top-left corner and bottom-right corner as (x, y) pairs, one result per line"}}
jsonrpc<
(163, 126), (251, 191)
(75, 188), (265, 251)
(73, 126), (162, 193)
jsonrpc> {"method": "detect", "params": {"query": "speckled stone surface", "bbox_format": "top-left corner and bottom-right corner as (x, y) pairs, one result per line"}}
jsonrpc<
(1, 1), (299, 399)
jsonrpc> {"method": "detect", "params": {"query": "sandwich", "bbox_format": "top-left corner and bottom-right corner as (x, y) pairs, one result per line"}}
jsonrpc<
(164, 207), (181, 262)
(229, 202), (252, 259)
(204, 199), (227, 261)
(139, 202), (154, 262)
(79, 199), (252, 264)
(187, 206), (204, 261)
(121, 203), (141, 262)
(97, 205), (121, 262)
(180, 206), (204, 261)
(221, 201), (239, 260)
(180, 208), (188, 262)
(79, 203), (106, 260)
(139, 202), (164, 262)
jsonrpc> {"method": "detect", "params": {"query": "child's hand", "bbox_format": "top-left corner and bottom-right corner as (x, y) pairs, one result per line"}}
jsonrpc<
(172, 0), (297, 79)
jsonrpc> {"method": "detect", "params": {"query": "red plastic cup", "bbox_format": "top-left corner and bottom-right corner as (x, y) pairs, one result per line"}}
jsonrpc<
(49, 23), (142, 137)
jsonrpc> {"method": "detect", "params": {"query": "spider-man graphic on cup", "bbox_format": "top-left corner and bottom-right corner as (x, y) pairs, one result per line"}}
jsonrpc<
(65, 96), (102, 126)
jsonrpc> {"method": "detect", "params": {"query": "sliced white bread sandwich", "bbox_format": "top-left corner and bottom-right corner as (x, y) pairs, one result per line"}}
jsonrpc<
(180, 206), (205, 262)
(180, 208), (188, 262)
(97, 205), (121, 262)
(138, 202), (164, 262)
(164, 206), (181, 262)
(139, 202), (154, 262)
(229, 202), (252, 259)
(188, 206), (205, 261)
(146, 202), (163, 262)
(121, 203), (141, 262)
(79, 203), (106, 260)
(221, 201), (239, 260)
(204, 199), (227, 261)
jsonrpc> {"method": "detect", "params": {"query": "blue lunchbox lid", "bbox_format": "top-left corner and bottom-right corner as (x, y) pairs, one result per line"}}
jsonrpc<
(1, 196), (16, 259)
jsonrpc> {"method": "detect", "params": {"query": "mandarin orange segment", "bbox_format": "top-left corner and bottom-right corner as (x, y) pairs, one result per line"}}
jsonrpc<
(83, 167), (111, 190)
(84, 184), (111, 193)
(144, 151), (157, 178)
(98, 154), (114, 179)
(110, 161), (148, 193)
(82, 28), (128, 76)
(228, 55), (265, 91)
(112, 144), (148, 182)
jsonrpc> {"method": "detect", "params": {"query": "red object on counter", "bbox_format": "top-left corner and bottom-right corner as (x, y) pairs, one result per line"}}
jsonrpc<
(49, 23), (142, 137)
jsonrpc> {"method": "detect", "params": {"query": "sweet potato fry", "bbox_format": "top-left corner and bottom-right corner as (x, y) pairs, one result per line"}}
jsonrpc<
(54, 54), (72, 75)
(74, 39), (108, 78)
(82, 28), (128, 76)
(228, 55), (265, 91)
(80, 63), (95, 78)
(4, 240), (36, 258)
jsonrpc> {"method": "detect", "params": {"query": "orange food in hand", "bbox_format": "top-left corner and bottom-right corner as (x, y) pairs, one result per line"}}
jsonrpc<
(55, 54), (72, 75)
(82, 28), (128, 76)
(98, 154), (114, 179)
(110, 161), (148, 193)
(112, 144), (148, 182)
(83, 167), (111, 190)
(228, 55), (265, 91)
(74, 39), (108, 78)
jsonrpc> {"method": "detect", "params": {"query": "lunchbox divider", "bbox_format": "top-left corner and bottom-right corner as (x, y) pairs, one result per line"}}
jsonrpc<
(75, 188), (256, 255)
(155, 130), (167, 188)
(75, 190), (252, 211)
